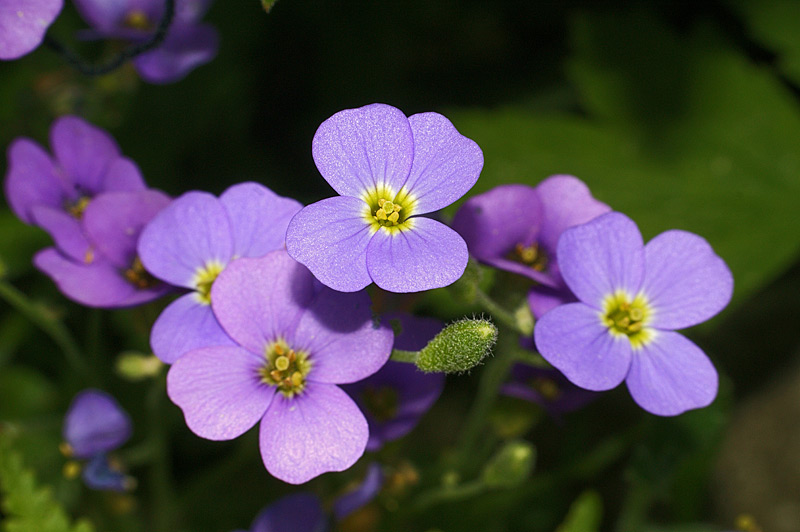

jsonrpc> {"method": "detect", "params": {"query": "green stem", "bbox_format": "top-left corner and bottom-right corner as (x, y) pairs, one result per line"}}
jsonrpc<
(0, 280), (94, 383)
(146, 377), (177, 532)
(390, 349), (418, 364)
(474, 288), (531, 336)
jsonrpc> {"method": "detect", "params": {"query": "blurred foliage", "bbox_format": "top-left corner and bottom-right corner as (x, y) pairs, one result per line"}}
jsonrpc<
(1, 1), (800, 532)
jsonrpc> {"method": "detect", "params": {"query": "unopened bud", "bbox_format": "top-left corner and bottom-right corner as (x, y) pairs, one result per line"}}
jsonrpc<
(115, 352), (163, 381)
(415, 318), (497, 374)
(481, 440), (535, 489)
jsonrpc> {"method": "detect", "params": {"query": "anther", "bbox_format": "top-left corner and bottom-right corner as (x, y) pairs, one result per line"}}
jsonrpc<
(275, 356), (290, 371)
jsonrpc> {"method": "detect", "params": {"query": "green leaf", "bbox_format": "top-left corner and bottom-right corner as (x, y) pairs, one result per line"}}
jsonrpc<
(448, 12), (800, 309)
(557, 491), (603, 532)
(0, 429), (95, 532)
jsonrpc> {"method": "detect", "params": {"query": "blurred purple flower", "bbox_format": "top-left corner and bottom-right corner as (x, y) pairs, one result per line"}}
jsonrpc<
(0, 0), (63, 60)
(167, 250), (393, 484)
(4, 115), (147, 263)
(137, 182), (301, 364)
(333, 462), (384, 522)
(286, 103), (483, 293)
(72, 0), (218, 83)
(501, 364), (598, 420)
(234, 493), (327, 532)
(534, 212), (733, 416)
(452, 175), (610, 318)
(343, 313), (445, 451)
(62, 389), (134, 491)
(35, 189), (171, 307)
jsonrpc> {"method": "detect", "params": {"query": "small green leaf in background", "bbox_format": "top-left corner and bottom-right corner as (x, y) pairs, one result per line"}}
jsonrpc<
(556, 490), (603, 532)
(0, 429), (95, 532)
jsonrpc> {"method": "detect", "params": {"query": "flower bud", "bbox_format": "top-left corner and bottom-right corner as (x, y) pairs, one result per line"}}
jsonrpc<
(481, 440), (535, 489)
(416, 318), (498, 374)
(115, 352), (163, 381)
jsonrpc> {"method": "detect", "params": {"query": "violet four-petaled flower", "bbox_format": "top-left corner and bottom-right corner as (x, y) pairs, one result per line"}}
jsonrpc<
(343, 313), (445, 451)
(286, 103), (484, 293)
(452, 175), (610, 317)
(5, 115), (148, 263)
(138, 182), (301, 363)
(62, 389), (134, 491)
(167, 250), (394, 484)
(533, 212), (733, 416)
(0, 0), (63, 60)
(501, 364), (599, 421)
(233, 493), (327, 532)
(72, 0), (218, 83)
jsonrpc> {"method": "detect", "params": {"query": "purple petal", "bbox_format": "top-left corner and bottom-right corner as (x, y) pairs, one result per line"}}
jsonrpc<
(641, 230), (733, 330)
(250, 493), (327, 532)
(312, 103), (414, 198)
(343, 360), (445, 451)
(557, 212), (644, 307)
(50, 116), (120, 194)
(4, 138), (64, 223)
(133, 22), (218, 84)
(294, 288), (392, 385)
(333, 463), (384, 521)
(451, 184), (541, 262)
(82, 454), (131, 492)
(138, 191), (233, 288)
(536, 175), (611, 252)
(101, 157), (147, 192)
(35, 247), (166, 308)
(0, 0), (63, 60)
(72, 0), (129, 32)
(366, 217), (468, 293)
(285, 196), (373, 292)
(30, 206), (90, 262)
(625, 331), (718, 416)
(501, 364), (599, 418)
(150, 293), (235, 364)
(211, 252), (316, 354)
(259, 382), (368, 484)
(534, 302), (631, 391)
(527, 286), (576, 319)
(63, 389), (131, 458)
(219, 182), (302, 259)
(83, 190), (170, 268)
(167, 346), (275, 440)
(403, 112), (483, 214)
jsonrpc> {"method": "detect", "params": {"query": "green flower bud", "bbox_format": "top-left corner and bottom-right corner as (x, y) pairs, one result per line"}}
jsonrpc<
(415, 318), (498, 374)
(481, 440), (536, 489)
(115, 352), (163, 381)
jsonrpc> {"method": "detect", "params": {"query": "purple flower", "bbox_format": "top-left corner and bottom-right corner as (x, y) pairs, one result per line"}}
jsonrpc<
(533, 212), (733, 416)
(0, 0), (63, 60)
(4, 115), (147, 262)
(72, 0), (218, 84)
(342, 313), (445, 451)
(286, 103), (484, 293)
(332, 462), (384, 522)
(138, 182), (302, 363)
(501, 364), (598, 420)
(452, 175), (610, 317)
(35, 189), (171, 307)
(166, 250), (394, 484)
(62, 389), (134, 491)
(234, 493), (327, 532)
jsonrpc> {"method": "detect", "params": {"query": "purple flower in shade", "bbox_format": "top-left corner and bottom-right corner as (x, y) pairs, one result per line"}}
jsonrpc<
(233, 493), (327, 532)
(62, 389), (134, 491)
(285, 103), (484, 293)
(501, 364), (598, 420)
(452, 176), (610, 318)
(332, 462), (384, 522)
(167, 250), (394, 484)
(0, 0), (62, 60)
(137, 182), (302, 364)
(34, 189), (171, 307)
(4, 116), (148, 263)
(533, 212), (733, 416)
(342, 313), (445, 451)
(72, 0), (218, 84)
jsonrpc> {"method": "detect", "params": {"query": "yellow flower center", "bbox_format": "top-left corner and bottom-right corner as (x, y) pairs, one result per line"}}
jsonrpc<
(124, 10), (151, 30)
(363, 185), (416, 232)
(600, 290), (653, 349)
(531, 377), (561, 401)
(510, 243), (548, 272)
(192, 261), (225, 305)
(123, 256), (160, 290)
(259, 340), (312, 397)
(66, 196), (91, 219)
(361, 386), (399, 422)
